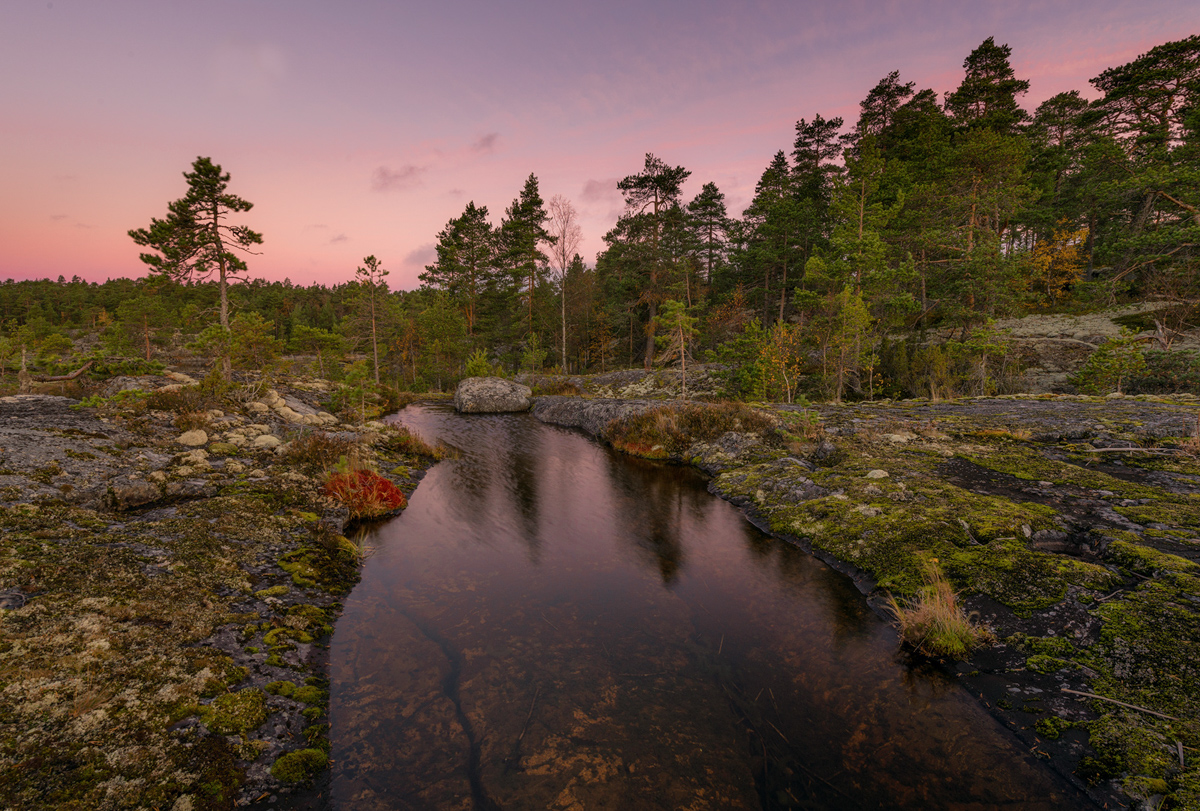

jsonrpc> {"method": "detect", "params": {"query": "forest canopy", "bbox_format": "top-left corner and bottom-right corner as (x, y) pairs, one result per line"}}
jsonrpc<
(4, 34), (1198, 403)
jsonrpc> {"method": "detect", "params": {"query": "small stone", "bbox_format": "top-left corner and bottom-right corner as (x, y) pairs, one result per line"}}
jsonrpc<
(247, 402), (270, 415)
(253, 434), (282, 450)
(865, 469), (889, 479)
(1021, 524), (1032, 538)
(176, 429), (208, 447)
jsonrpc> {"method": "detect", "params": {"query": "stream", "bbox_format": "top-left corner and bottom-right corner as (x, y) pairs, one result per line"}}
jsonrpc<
(328, 403), (1092, 810)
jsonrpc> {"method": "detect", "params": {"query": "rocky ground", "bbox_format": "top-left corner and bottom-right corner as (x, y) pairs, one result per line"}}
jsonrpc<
(0, 376), (439, 811)
(533, 392), (1200, 811)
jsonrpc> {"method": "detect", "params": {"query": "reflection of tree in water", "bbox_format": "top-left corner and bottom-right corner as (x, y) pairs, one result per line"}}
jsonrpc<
(604, 454), (691, 586)
(501, 418), (543, 563)
(738, 521), (875, 648)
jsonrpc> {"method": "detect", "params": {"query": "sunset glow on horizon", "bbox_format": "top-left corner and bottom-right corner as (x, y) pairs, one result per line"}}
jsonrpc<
(3, 0), (1197, 291)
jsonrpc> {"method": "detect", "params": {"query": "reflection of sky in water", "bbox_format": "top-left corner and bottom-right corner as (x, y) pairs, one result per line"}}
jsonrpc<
(329, 404), (1091, 810)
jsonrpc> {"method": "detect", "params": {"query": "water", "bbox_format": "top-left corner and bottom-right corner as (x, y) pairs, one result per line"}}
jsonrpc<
(329, 404), (1091, 810)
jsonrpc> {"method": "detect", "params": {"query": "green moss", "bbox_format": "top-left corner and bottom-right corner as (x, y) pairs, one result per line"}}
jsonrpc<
(1115, 498), (1200, 530)
(270, 748), (328, 783)
(264, 627), (314, 646)
(201, 689), (268, 736)
(293, 685), (327, 705)
(1107, 539), (1198, 576)
(265, 680), (297, 697)
(287, 604), (327, 627)
(253, 585), (289, 599)
(208, 442), (239, 456)
(1034, 716), (1071, 740)
(1026, 654), (1074, 674)
(1026, 636), (1076, 657)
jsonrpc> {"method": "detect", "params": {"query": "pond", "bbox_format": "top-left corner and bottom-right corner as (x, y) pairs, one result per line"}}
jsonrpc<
(329, 403), (1091, 810)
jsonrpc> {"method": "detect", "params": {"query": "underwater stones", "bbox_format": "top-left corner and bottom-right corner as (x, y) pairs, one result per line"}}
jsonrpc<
(253, 434), (282, 450)
(454, 376), (533, 413)
(866, 469), (890, 479)
(176, 429), (208, 447)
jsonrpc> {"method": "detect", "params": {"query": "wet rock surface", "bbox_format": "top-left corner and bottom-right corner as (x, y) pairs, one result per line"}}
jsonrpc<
(534, 392), (1200, 810)
(0, 384), (437, 810)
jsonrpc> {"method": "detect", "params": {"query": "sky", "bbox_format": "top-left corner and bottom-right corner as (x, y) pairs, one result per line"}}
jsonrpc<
(2, 1), (1197, 292)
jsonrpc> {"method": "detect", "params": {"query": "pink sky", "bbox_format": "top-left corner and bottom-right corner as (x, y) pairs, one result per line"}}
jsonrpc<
(2, 1), (1196, 291)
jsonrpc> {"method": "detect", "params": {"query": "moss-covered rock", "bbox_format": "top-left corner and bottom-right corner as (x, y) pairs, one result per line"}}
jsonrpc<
(202, 689), (269, 736)
(270, 748), (328, 783)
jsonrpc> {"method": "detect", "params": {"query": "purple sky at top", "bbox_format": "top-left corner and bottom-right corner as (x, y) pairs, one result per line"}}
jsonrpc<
(2, 0), (1197, 291)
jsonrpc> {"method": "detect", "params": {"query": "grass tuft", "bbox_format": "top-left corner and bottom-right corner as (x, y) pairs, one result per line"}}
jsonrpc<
(887, 559), (994, 659)
(605, 401), (777, 458)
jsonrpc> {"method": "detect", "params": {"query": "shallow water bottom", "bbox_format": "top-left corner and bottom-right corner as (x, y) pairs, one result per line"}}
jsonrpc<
(330, 405), (1091, 810)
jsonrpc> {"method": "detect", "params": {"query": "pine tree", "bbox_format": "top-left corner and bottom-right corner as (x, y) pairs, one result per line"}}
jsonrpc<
(943, 37), (1030, 133)
(615, 154), (692, 367)
(129, 157), (262, 376)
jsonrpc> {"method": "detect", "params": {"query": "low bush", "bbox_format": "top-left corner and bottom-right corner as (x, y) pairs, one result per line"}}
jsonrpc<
(146, 385), (218, 414)
(284, 431), (358, 472)
(604, 401), (776, 458)
(886, 560), (994, 659)
(323, 468), (407, 519)
(529, 376), (583, 396)
(173, 410), (212, 432)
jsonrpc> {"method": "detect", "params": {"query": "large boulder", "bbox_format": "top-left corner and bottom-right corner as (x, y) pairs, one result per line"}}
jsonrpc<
(454, 377), (533, 414)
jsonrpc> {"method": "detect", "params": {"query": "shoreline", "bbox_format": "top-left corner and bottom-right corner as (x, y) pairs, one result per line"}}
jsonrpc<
(0, 382), (439, 811)
(532, 393), (1200, 811)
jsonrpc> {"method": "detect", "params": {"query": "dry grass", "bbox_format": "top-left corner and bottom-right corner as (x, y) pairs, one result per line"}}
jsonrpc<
(284, 430), (358, 473)
(605, 402), (777, 458)
(70, 688), (111, 718)
(887, 560), (994, 660)
(377, 425), (443, 459)
(172, 411), (212, 432)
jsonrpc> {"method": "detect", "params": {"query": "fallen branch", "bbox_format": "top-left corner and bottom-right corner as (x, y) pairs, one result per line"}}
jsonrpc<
(1062, 688), (1179, 721)
(35, 360), (94, 382)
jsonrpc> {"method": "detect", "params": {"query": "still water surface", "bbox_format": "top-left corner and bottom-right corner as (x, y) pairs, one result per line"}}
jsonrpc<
(329, 403), (1090, 810)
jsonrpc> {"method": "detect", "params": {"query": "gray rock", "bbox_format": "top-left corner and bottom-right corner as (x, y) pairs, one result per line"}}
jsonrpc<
(107, 478), (163, 511)
(454, 377), (533, 413)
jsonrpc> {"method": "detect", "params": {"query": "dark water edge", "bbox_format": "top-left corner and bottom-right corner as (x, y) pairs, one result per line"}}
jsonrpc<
(327, 404), (1097, 810)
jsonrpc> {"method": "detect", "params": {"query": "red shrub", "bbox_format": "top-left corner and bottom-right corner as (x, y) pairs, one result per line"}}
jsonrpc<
(323, 469), (407, 519)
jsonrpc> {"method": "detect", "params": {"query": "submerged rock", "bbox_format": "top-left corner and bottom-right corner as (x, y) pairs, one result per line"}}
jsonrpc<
(454, 377), (533, 413)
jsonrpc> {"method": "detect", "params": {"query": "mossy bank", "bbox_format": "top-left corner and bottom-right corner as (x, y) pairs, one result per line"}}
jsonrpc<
(535, 393), (1200, 811)
(0, 379), (440, 811)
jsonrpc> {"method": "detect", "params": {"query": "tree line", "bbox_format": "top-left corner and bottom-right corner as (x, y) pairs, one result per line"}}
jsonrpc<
(3, 34), (1197, 401)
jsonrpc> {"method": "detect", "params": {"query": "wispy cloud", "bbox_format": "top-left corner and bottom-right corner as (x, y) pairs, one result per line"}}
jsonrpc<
(402, 243), (436, 268)
(330, 233), (348, 244)
(372, 164), (426, 192)
(470, 132), (500, 154)
(50, 214), (68, 221)
(581, 178), (620, 202)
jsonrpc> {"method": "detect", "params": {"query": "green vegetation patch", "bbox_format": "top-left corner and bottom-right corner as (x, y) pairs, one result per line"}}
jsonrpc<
(201, 688), (269, 736)
(270, 748), (328, 783)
